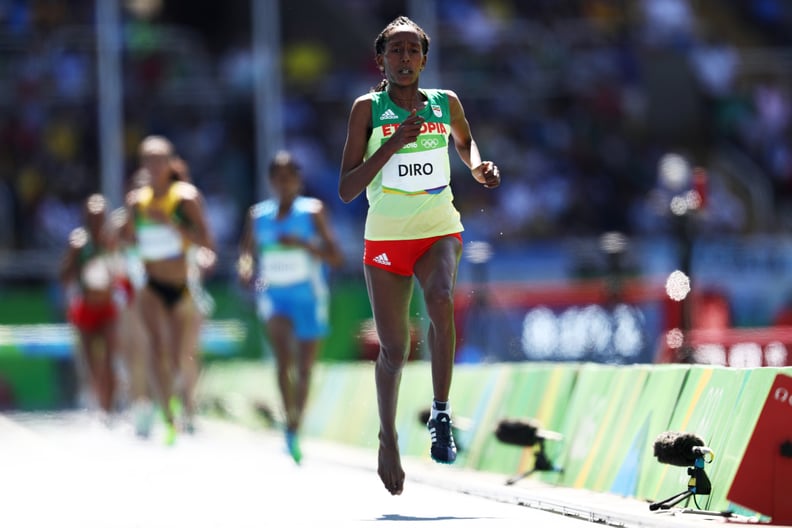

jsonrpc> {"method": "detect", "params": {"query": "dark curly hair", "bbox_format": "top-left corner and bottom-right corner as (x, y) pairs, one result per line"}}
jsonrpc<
(372, 16), (430, 92)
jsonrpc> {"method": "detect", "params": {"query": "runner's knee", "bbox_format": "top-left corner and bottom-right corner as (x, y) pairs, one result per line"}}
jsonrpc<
(423, 284), (454, 313)
(376, 342), (409, 374)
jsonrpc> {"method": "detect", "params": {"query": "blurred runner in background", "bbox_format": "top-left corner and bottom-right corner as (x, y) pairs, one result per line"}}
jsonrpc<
(114, 168), (154, 438)
(122, 135), (215, 445)
(238, 150), (343, 463)
(170, 157), (217, 434)
(60, 193), (127, 422)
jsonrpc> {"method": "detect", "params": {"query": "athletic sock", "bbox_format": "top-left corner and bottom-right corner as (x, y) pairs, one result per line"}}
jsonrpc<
(431, 400), (450, 420)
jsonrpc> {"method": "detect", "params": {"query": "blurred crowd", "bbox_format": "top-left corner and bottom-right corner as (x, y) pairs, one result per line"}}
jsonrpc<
(1, 0), (792, 268)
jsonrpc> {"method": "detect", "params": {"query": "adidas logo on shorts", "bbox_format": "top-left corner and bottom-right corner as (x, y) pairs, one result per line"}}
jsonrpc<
(373, 253), (391, 266)
(380, 108), (399, 121)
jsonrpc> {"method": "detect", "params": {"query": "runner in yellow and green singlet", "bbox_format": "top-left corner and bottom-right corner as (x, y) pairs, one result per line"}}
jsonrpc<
(339, 16), (501, 495)
(122, 136), (214, 445)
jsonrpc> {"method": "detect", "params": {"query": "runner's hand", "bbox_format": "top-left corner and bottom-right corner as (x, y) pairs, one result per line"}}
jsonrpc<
(390, 109), (424, 149)
(472, 161), (501, 189)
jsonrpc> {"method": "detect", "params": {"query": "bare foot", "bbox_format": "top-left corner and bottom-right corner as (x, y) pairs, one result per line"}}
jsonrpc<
(378, 435), (405, 495)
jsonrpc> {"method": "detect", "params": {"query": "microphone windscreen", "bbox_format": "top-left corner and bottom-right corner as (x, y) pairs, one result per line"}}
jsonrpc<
(652, 431), (706, 467)
(495, 418), (541, 446)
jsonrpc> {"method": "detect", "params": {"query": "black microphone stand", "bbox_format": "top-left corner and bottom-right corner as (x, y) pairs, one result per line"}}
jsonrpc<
(649, 454), (730, 517)
(505, 438), (563, 486)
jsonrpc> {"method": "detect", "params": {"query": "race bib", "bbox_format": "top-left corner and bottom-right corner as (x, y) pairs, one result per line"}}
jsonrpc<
(381, 137), (449, 194)
(261, 249), (311, 286)
(137, 224), (183, 260)
(81, 256), (112, 290)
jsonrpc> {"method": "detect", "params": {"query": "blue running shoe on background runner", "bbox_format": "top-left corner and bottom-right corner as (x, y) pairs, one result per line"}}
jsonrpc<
(285, 429), (302, 464)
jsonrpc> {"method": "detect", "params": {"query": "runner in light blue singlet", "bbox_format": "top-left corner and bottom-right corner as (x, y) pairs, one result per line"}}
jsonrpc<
(239, 151), (344, 464)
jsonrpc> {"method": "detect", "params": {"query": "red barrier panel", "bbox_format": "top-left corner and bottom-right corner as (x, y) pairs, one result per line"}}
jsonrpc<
(728, 373), (792, 524)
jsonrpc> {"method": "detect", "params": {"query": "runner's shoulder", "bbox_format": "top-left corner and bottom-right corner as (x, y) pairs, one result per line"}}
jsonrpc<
(172, 180), (200, 202)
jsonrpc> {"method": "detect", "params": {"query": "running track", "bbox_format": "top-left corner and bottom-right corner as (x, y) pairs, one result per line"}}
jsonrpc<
(0, 412), (731, 527)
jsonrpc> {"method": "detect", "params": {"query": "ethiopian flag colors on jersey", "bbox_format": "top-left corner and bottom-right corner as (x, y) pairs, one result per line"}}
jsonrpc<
(364, 89), (464, 241)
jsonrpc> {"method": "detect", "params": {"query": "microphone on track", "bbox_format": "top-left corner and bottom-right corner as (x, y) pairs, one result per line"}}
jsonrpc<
(495, 418), (563, 447)
(494, 417), (564, 485)
(648, 431), (718, 513)
(652, 431), (713, 467)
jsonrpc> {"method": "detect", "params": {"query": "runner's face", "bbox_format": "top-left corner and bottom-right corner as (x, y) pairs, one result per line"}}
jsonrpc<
(141, 153), (172, 184)
(379, 27), (426, 86)
(85, 211), (105, 239)
(269, 166), (302, 200)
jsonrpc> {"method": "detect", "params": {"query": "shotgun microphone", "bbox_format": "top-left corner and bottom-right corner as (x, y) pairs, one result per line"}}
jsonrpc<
(495, 418), (564, 485)
(652, 431), (712, 467)
(495, 418), (563, 447)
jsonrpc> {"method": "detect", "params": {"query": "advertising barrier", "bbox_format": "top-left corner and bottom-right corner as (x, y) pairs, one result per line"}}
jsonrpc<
(196, 360), (792, 524)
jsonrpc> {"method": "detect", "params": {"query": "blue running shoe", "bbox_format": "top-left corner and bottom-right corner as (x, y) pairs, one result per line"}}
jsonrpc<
(427, 412), (457, 464)
(285, 429), (302, 464)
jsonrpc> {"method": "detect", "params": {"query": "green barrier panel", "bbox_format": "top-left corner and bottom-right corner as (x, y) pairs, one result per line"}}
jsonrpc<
(302, 362), (354, 440)
(322, 279), (375, 362)
(0, 286), (59, 324)
(296, 361), (337, 437)
(208, 285), (261, 360)
(0, 356), (61, 410)
(642, 366), (744, 509)
(445, 362), (513, 471)
(532, 366), (581, 485)
(303, 362), (378, 448)
(554, 363), (619, 488)
(698, 369), (764, 510)
(197, 359), (379, 445)
(615, 364), (690, 498)
(309, 361), (511, 462)
(391, 362), (434, 458)
(356, 360), (507, 465)
(573, 365), (653, 492)
(632, 365), (693, 500)
(342, 361), (378, 448)
(0, 345), (22, 357)
(472, 363), (575, 479)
